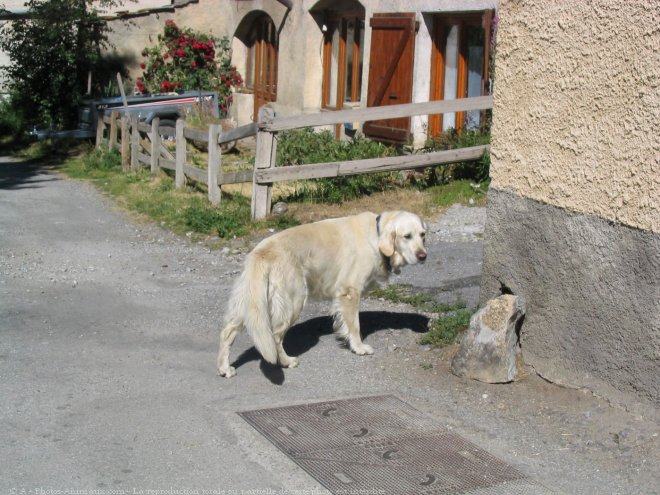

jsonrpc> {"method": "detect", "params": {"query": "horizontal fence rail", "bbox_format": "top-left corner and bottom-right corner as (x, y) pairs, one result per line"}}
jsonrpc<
(255, 145), (490, 183)
(95, 95), (493, 219)
(260, 96), (493, 132)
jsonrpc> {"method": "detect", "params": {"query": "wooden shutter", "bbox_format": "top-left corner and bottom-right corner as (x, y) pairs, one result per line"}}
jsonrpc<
(363, 13), (417, 143)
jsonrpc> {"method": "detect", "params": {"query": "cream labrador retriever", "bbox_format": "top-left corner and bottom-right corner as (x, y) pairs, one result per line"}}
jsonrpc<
(217, 210), (427, 377)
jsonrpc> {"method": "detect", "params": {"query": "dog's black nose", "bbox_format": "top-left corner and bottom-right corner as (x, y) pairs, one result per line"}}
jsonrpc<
(417, 251), (427, 261)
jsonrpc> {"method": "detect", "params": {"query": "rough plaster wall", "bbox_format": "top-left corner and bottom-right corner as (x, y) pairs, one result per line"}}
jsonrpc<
(481, 190), (660, 407)
(491, 0), (659, 232)
(106, 1), (239, 79)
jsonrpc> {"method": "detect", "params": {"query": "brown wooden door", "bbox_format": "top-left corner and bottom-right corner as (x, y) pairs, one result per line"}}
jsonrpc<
(363, 13), (417, 143)
(249, 15), (278, 119)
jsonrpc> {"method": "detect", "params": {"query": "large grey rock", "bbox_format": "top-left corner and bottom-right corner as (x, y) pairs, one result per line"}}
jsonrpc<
(451, 294), (525, 383)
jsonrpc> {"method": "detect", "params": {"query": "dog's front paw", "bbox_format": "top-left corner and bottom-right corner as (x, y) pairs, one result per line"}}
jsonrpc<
(218, 366), (237, 378)
(352, 343), (374, 355)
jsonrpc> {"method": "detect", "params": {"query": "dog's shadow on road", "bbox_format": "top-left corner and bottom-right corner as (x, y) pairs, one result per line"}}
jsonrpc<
(231, 311), (429, 385)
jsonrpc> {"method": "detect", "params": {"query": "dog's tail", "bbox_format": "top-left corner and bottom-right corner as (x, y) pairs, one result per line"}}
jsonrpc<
(225, 253), (278, 364)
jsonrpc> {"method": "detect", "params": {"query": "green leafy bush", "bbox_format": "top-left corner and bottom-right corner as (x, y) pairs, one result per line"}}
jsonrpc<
(424, 128), (491, 184)
(0, 96), (25, 138)
(277, 129), (398, 203)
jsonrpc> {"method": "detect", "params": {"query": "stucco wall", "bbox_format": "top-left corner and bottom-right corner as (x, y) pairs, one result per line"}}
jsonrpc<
(490, 0), (659, 233)
(482, 0), (659, 407)
(102, 0), (497, 139)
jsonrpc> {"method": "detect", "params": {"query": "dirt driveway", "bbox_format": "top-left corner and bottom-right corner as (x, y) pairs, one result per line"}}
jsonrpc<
(1, 156), (658, 494)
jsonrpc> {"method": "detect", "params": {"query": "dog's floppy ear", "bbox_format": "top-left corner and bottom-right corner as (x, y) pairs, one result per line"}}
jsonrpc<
(378, 214), (396, 257)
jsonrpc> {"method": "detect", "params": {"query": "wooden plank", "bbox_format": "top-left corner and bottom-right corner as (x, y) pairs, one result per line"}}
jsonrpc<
(120, 116), (130, 171)
(252, 107), (276, 220)
(183, 127), (208, 142)
(255, 145), (489, 183)
(137, 151), (151, 166)
(207, 124), (221, 205)
(262, 95), (493, 132)
(159, 142), (175, 161)
(150, 117), (160, 174)
(139, 137), (151, 151)
(130, 115), (139, 171)
(183, 164), (206, 183)
(219, 123), (257, 144)
(179, 164), (251, 186)
(109, 110), (119, 151)
(160, 158), (176, 171)
(175, 119), (186, 188)
(219, 169), (253, 185)
(137, 122), (151, 133)
(95, 114), (105, 148)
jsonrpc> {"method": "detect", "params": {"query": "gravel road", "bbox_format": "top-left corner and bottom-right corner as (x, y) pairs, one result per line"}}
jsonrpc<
(1, 156), (658, 494)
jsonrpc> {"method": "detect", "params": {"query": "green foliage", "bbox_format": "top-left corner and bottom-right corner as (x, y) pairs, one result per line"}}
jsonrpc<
(277, 129), (398, 203)
(137, 20), (242, 116)
(429, 179), (489, 208)
(370, 284), (467, 315)
(424, 128), (491, 184)
(277, 128), (393, 166)
(63, 146), (121, 178)
(183, 198), (299, 238)
(418, 308), (473, 347)
(183, 199), (250, 238)
(0, 96), (26, 138)
(0, 0), (119, 130)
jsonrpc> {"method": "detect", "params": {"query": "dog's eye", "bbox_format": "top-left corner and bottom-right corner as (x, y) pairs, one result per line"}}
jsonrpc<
(404, 233), (412, 240)
(421, 232), (426, 238)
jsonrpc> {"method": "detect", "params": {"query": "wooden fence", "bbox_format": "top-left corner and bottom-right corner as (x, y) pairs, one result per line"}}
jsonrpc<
(95, 95), (493, 219)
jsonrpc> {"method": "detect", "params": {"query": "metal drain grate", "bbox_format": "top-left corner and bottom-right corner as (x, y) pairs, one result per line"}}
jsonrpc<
(238, 395), (557, 495)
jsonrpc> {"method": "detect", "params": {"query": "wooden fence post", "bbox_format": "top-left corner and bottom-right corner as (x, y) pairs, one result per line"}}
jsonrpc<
(175, 118), (186, 188)
(207, 123), (221, 206)
(150, 117), (160, 174)
(120, 115), (130, 171)
(109, 110), (119, 151)
(252, 106), (277, 220)
(130, 115), (139, 171)
(95, 114), (105, 148)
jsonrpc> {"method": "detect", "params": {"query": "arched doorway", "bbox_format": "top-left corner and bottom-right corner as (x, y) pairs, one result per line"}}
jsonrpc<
(244, 14), (279, 119)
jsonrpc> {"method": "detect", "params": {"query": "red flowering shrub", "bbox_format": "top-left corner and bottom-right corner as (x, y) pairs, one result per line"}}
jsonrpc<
(138, 20), (243, 116)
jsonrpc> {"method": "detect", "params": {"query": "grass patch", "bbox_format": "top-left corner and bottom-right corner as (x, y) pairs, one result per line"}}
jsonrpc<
(369, 283), (473, 348)
(418, 308), (473, 347)
(369, 284), (467, 314)
(62, 147), (298, 240)
(429, 179), (489, 208)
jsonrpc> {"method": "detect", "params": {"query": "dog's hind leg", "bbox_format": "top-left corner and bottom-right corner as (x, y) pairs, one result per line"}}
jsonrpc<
(273, 331), (299, 368)
(270, 270), (306, 368)
(217, 320), (243, 378)
(332, 287), (373, 356)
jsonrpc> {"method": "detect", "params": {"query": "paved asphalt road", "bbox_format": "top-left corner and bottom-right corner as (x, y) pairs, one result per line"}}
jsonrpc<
(1, 156), (658, 494)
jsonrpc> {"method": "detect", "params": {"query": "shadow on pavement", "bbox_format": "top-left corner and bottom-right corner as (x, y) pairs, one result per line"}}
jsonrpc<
(0, 156), (61, 190)
(231, 310), (430, 385)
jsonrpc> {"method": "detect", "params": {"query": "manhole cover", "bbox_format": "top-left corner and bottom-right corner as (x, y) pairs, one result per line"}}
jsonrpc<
(239, 395), (557, 494)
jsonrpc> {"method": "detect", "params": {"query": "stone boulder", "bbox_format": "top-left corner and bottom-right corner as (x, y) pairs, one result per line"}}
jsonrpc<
(451, 294), (525, 383)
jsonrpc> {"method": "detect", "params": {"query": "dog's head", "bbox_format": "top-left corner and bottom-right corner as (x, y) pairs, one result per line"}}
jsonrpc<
(377, 211), (427, 273)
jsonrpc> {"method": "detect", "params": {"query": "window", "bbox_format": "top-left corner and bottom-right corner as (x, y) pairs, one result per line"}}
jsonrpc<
(429, 12), (493, 135)
(322, 13), (364, 110)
